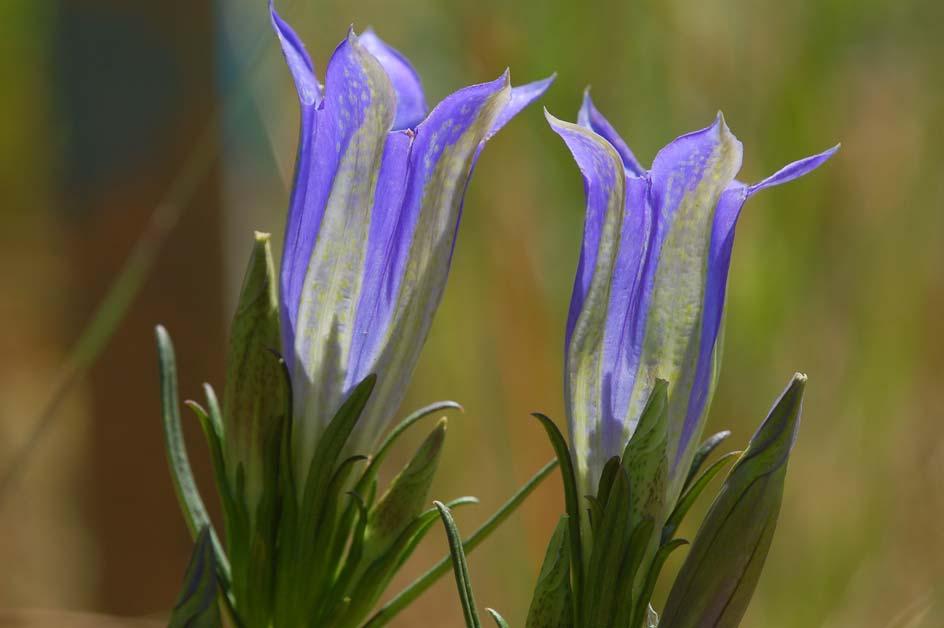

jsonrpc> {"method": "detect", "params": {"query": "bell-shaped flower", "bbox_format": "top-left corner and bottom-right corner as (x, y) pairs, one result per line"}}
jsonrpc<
(271, 6), (553, 479)
(548, 93), (836, 500)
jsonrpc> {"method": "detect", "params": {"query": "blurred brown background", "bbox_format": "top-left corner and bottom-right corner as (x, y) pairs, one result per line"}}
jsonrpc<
(1, 0), (942, 626)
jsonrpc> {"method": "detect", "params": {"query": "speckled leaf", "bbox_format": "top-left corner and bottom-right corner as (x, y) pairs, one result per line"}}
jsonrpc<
(526, 516), (573, 628)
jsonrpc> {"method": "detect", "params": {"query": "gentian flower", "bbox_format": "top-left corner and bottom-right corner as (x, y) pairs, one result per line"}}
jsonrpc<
(271, 6), (553, 480)
(548, 93), (836, 501)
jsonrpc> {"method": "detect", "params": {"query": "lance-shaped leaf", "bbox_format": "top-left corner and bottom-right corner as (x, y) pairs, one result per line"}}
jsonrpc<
(526, 516), (573, 628)
(271, 6), (554, 475)
(156, 326), (230, 585)
(621, 380), (669, 528)
(551, 93), (837, 506)
(222, 232), (285, 517)
(435, 501), (482, 628)
(660, 373), (807, 628)
(363, 418), (448, 559)
(169, 528), (222, 628)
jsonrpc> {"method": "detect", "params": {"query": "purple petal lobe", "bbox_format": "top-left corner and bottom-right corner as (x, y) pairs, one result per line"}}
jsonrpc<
(270, 2), (321, 106)
(358, 29), (429, 130)
(578, 90), (646, 176)
(343, 74), (514, 453)
(678, 143), (838, 486)
(624, 113), (742, 494)
(749, 144), (839, 193)
(279, 30), (397, 470)
(487, 73), (555, 140)
(547, 111), (629, 494)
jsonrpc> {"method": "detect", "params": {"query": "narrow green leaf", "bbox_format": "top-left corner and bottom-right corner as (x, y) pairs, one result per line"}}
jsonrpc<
(661, 374), (806, 628)
(532, 413), (585, 620)
(364, 459), (558, 628)
(364, 419), (448, 560)
(435, 501), (481, 628)
(526, 516), (573, 628)
(683, 430), (732, 492)
(628, 538), (688, 628)
(487, 608), (510, 628)
(169, 527), (221, 628)
(584, 466), (631, 627)
(155, 326), (231, 583)
(612, 518), (656, 628)
(359, 401), (462, 492)
(302, 374), (376, 519)
(595, 455), (622, 511)
(335, 497), (477, 628)
(662, 450), (740, 544)
(184, 399), (234, 525)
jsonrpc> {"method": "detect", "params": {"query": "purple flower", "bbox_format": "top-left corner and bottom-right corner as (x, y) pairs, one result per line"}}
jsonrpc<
(548, 93), (836, 499)
(271, 5), (552, 476)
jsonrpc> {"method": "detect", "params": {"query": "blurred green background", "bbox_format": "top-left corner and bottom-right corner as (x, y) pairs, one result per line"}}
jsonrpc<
(1, 0), (942, 626)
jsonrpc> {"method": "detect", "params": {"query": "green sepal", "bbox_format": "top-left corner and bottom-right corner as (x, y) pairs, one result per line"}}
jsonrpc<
(662, 450), (740, 544)
(435, 501), (481, 628)
(683, 430), (732, 492)
(661, 373), (807, 628)
(621, 379), (669, 529)
(526, 516), (573, 628)
(612, 518), (657, 628)
(169, 527), (222, 628)
(222, 232), (284, 517)
(584, 465), (632, 627)
(363, 418), (448, 560)
(531, 413), (585, 622)
(155, 326), (231, 587)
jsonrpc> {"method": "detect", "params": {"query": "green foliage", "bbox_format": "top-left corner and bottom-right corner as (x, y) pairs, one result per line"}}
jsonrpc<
(660, 374), (806, 628)
(159, 311), (556, 627)
(525, 517), (572, 628)
(436, 501), (482, 628)
(168, 527), (222, 628)
(526, 376), (803, 628)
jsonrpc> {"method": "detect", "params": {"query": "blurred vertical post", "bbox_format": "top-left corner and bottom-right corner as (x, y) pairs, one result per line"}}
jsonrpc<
(52, 0), (224, 615)
(0, 0), (97, 609)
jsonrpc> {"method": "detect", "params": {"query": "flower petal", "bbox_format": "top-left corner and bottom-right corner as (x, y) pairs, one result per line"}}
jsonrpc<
(546, 111), (628, 494)
(344, 74), (515, 453)
(269, 2), (321, 106)
(679, 145), (838, 484)
(749, 144), (839, 193)
(487, 74), (556, 140)
(624, 114), (743, 495)
(358, 29), (429, 130)
(578, 90), (646, 176)
(281, 30), (397, 468)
